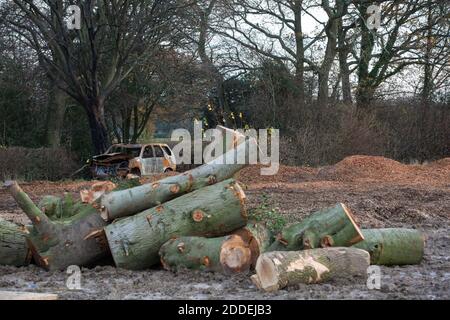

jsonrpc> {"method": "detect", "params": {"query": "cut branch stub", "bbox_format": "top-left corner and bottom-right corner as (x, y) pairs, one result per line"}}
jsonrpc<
(159, 235), (252, 274)
(352, 228), (425, 265)
(99, 136), (257, 221)
(0, 218), (31, 267)
(5, 181), (109, 271)
(269, 203), (364, 251)
(104, 179), (248, 270)
(252, 248), (370, 292)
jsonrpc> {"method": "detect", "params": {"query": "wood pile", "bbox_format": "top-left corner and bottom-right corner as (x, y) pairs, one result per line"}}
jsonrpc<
(0, 129), (425, 292)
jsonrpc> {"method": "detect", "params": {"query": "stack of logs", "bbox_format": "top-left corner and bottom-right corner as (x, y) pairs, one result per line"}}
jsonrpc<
(0, 130), (425, 293)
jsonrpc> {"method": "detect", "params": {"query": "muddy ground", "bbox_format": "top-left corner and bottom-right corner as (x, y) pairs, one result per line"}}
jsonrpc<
(0, 156), (449, 300)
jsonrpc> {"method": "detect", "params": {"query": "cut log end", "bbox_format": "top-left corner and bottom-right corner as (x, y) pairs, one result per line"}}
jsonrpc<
(220, 235), (252, 274)
(340, 203), (365, 245)
(255, 255), (280, 292)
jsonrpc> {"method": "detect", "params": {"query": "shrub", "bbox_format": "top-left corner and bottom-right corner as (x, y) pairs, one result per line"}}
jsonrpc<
(0, 147), (79, 181)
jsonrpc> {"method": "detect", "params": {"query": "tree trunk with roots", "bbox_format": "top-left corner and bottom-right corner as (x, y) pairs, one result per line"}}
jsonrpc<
(5, 181), (109, 271)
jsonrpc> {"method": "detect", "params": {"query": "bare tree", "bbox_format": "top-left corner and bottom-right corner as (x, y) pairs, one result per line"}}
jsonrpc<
(5, 0), (180, 153)
(352, 0), (430, 109)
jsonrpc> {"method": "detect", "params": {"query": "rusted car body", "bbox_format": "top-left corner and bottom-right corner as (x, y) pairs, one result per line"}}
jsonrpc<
(89, 144), (176, 178)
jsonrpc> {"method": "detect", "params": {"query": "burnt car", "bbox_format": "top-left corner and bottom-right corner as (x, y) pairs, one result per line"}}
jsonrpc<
(89, 143), (176, 179)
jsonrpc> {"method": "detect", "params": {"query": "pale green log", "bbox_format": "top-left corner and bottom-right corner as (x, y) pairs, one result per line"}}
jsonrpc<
(159, 235), (252, 274)
(353, 228), (425, 265)
(0, 218), (30, 267)
(253, 248), (370, 292)
(104, 179), (248, 270)
(100, 138), (256, 221)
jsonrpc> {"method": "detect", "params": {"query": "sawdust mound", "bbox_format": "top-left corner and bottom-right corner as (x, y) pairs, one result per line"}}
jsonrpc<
(318, 155), (411, 181)
(239, 156), (450, 184)
(237, 164), (318, 185)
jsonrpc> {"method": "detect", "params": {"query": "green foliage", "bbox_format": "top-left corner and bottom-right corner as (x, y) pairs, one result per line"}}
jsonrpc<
(110, 178), (142, 191)
(248, 193), (286, 234)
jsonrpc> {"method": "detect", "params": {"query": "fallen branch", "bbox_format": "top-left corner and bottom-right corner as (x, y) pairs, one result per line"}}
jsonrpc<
(252, 248), (370, 292)
(353, 228), (425, 265)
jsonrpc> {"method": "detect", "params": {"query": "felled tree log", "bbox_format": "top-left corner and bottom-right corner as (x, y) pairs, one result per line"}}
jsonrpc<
(99, 136), (257, 221)
(0, 219), (31, 267)
(159, 235), (252, 274)
(5, 181), (109, 271)
(269, 203), (364, 251)
(252, 248), (370, 292)
(104, 179), (248, 270)
(352, 228), (425, 266)
(234, 222), (273, 268)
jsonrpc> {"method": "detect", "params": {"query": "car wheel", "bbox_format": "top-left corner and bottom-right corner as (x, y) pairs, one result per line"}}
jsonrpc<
(164, 168), (174, 173)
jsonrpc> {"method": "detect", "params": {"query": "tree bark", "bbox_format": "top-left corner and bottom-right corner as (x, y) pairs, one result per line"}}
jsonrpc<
(352, 229), (425, 266)
(46, 85), (67, 148)
(356, 2), (376, 111)
(317, 19), (339, 107)
(233, 222), (273, 268)
(252, 248), (370, 292)
(338, 17), (352, 104)
(104, 179), (248, 270)
(0, 218), (31, 267)
(159, 235), (252, 274)
(5, 181), (109, 271)
(86, 100), (109, 154)
(293, 0), (305, 110)
(269, 203), (364, 251)
(99, 136), (256, 221)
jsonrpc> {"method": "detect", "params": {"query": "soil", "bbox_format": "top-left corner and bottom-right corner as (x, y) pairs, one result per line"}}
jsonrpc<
(0, 156), (449, 300)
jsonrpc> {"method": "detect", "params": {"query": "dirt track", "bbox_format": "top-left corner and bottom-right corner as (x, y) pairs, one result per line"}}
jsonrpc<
(1, 156), (449, 300)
